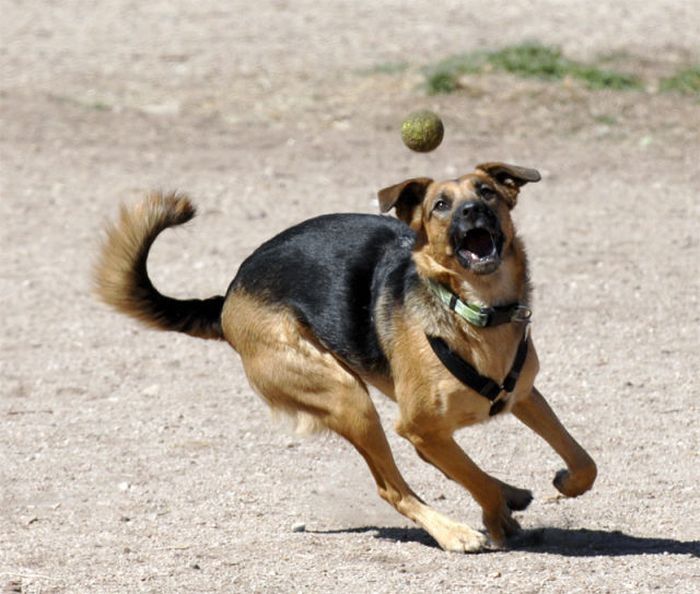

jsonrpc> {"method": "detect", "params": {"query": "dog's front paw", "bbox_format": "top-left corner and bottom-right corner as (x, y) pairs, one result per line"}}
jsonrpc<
(553, 462), (597, 497)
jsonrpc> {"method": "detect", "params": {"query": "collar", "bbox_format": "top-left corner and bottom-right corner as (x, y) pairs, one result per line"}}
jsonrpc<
(427, 280), (532, 328)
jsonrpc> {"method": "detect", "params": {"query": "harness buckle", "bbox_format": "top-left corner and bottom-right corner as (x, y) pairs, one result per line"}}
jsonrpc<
(511, 305), (532, 324)
(489, 390), (509, 416)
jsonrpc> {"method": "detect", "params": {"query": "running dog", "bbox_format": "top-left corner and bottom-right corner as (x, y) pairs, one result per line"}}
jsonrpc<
(94, 162), (596, 552)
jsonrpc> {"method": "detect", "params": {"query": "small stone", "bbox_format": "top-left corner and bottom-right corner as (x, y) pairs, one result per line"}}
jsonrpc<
(142, 384), (159, 397)
(3, 580), (22, 593)
(291, 522), (306, 533)
(140, 101), (180, 116)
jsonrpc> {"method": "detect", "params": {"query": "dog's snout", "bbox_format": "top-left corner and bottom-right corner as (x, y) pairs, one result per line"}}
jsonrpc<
(457, 201), (488, 224)
(461, 202), (476, 217)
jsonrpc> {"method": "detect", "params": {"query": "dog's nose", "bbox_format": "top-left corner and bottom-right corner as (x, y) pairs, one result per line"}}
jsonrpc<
(459, 201), (482, 221)
(461, 202), (476, 217)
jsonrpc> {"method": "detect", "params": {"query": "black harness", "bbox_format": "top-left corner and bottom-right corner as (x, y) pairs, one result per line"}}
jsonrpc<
(425, 281), (532, 416)
(427, 332), (529, 416)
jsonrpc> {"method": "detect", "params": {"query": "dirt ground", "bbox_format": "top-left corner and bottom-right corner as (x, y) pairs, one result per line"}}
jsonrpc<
(1, 1), (699, 593)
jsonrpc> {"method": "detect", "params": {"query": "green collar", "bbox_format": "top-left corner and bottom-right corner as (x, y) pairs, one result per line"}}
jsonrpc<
(427, 280), (532, 328)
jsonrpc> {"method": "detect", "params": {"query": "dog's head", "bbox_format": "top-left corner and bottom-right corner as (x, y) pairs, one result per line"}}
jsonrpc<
(378, 162), (540, 277)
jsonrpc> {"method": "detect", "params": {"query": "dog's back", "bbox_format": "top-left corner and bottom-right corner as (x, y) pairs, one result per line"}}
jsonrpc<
(228, 213), (416, 373)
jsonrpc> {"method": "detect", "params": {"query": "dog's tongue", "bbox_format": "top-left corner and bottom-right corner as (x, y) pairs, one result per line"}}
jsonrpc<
(461, 228), (495, 259)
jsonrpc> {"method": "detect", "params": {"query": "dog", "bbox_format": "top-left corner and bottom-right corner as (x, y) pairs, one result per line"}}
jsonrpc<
(94, 162), (596, 552)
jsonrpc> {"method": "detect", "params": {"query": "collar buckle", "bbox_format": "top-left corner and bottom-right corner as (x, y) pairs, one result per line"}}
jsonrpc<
(428, 280), (532, 328)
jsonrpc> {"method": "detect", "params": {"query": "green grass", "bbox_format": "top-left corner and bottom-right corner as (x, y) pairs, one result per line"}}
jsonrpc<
(593, 114), (618, 126)
(90, 100), (111, 111)
(361, 61), (409, 75)
(424, 42), (643, 94)
(659, 66), (700, 95)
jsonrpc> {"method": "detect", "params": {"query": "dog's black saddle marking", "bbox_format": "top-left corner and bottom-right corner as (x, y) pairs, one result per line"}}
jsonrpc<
(427, 333), (529, 416)
(228, 213), (418, 374)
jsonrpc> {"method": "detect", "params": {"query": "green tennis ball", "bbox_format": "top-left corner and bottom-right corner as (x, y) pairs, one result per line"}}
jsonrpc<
(401, 110), (444, 152)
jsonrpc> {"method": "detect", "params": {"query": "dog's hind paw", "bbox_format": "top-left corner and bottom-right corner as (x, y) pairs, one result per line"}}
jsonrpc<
(437, 523), (489, 553)
(483, 503), (523, 549)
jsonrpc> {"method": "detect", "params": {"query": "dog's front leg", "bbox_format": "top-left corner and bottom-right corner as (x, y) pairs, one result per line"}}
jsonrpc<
(396, 423), (520, 548)
(512, 387), (597, 497)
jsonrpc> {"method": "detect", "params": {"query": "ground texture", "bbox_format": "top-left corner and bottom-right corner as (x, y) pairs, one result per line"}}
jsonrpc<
(1, 1), (699, 593)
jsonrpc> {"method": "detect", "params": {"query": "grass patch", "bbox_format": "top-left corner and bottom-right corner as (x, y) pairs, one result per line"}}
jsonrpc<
(361, 61), (409, 75)
(90, 100), (111, 111)
(424, 42), (643, 94)
(659, 66), (700, 95)
(593, 114), (618, 126)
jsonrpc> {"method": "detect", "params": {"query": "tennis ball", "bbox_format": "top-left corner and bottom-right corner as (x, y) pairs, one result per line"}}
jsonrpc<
(401, 110), (444, 152)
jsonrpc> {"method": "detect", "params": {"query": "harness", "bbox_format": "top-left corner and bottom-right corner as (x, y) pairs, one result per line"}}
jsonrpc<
(426, 281), (531, 416)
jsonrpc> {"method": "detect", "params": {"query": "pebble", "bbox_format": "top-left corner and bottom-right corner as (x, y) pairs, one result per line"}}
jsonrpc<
(142, 384), (160, 397)
(292, 523), (306, 533)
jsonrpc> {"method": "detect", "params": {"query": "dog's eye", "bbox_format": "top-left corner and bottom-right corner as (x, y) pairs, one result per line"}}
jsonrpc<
(477, 184), (497, 201)
(433, 198), (451, 212)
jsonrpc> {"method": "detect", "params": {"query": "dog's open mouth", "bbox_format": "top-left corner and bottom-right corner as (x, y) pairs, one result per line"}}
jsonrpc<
(458, 228), (497, 262)
(455, 227), (503, 274)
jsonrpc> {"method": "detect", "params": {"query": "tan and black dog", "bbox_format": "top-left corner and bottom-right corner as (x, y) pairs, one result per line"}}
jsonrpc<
(94, 162), (596, 552)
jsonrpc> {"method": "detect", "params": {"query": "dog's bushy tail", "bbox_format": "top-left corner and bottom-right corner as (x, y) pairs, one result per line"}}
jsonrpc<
(94, 191), (225, 340)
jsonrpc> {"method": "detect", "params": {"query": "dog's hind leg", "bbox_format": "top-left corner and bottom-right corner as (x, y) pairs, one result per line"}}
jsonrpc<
(223, 296), (487, 552)
(512, 387), (597, 497)
(322, 390), (488, 553)
(395, 421), (523, 549)
(244, 349), (488, 552)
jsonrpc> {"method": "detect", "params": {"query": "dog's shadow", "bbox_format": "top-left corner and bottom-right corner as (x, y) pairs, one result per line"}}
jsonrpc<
(309, 525), (699, 557)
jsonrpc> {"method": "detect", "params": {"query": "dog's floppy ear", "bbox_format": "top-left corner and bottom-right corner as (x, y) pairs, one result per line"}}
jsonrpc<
(476, 162), (541, 188)
(476, 162), (540, 208)
(378, 177), (433, 229)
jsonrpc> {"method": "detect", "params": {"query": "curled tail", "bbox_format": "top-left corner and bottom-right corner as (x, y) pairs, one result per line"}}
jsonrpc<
(94, 191), (224, 340)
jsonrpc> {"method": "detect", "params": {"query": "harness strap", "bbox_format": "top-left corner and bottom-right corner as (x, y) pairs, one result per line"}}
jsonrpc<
(427, 333), (529, 416)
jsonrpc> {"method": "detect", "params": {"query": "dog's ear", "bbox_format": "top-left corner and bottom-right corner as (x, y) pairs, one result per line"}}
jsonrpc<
(475, 162), (540, 208)
(378, 177), (433, 229)
(476, 162), (541, 189)
(476, 162), (542, 188)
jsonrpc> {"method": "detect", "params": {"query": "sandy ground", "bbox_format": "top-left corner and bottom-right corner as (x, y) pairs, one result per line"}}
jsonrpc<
(1, 1), (699, 592)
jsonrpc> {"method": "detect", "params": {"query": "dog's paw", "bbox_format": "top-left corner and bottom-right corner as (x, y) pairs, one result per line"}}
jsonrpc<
(438, 523), (489, 553)
(482, 504), (522, 549)
(502, 484), (533, 511)
(553, 463), (597, 497)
